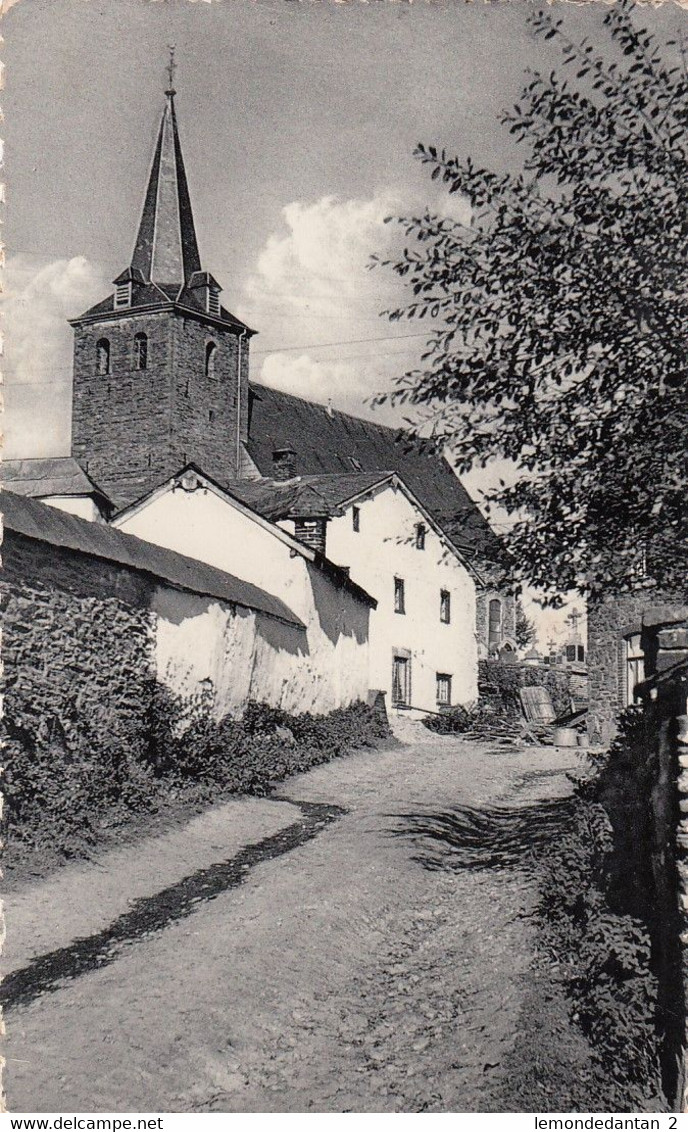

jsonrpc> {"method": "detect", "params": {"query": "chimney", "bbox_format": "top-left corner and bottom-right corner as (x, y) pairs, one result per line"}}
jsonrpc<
(294, 518), (327, 556)
(272, 447), (297, 481)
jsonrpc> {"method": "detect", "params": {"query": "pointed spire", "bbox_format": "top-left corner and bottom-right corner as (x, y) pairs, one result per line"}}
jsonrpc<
(165, 45), (177, 96)
(130, 57), (202, 287)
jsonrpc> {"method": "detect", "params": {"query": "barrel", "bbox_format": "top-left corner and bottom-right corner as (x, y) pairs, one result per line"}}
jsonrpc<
(553, 727), (579, 748)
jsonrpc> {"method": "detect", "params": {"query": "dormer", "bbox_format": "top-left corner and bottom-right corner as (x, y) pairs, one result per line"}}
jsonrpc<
(189, 271), (222, 318)
(113, 267), (145, 310)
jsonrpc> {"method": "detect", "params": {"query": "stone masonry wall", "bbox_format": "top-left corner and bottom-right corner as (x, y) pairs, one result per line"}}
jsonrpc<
(636, 610), (688, 1108)
(2, 534), (156, 761)
(588, 588), (687, 746)
(170, 314), (250, 485)
(1, 526), (378, 861)
(478, 658), (574, 718)
(72, 311), (176, 509)
(72, 309), (250, 509)
(676, 706), (688, 1113)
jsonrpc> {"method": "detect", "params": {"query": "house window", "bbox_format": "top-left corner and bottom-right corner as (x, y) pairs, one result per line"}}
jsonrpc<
(134, 332), (148, 370)
(566, 644), (576, 663)
(205, 341), (217, 378)
(392, 655), (410, 706)
(488, 598), (502, 652)
(624, 634), (645, 706)
(440, 589), (451, 624)
(352, 506), (360, 532)
(394, 577), (406, 615)
(96, 338), (110, 375)
(415, 523), (426, 550)
(577, 645), (585, 663)
(436, 673), (452, 706)
(207, 290), (220, 317)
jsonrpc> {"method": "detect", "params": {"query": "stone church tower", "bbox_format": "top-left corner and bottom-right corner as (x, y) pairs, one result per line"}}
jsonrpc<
(70, 77), (255, 509)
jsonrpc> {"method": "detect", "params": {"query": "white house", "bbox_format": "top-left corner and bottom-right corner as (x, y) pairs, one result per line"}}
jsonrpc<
(112, 465), (376, 716)
(227, 471), (480, 715)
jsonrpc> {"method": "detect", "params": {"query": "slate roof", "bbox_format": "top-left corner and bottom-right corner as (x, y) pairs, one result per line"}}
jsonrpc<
(247, 383), (503, 564)
(2, 490), (304, 628)
(131, 93), (201, 286)
(2, 457), (112, 508)
(71, 285), (254, 334)
(224, 472), (391, 521)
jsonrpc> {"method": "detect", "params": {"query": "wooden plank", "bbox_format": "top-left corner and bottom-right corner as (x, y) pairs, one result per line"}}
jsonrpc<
(519, 685), (556, 723)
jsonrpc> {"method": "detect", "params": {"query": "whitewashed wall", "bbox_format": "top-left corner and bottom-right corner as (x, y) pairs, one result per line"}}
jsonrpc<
(152, 588), (312, 719)
(320, 483), (478, 713)
(116, 485), (371, 715)
(38, 494), (106, 522)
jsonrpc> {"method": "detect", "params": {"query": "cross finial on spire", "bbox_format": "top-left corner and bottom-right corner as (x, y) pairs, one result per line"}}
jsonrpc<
(165, 45), (177, 96)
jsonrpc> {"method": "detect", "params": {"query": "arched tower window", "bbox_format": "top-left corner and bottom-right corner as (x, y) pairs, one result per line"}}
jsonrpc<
(134, 333), (148, 371)
(205, 341), (217, 379)
(97, 338), (110, 375)
(488, 598), (502, 653)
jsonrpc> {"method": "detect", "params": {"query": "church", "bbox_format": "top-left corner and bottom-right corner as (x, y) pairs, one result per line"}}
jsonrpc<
(3, 78), (515, 717)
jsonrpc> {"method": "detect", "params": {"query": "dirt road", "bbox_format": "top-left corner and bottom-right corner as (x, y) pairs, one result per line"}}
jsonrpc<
(3, 727), (581, 1112)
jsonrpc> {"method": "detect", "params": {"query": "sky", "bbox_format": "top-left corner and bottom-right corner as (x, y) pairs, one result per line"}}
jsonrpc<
(3, 0), (684, 642)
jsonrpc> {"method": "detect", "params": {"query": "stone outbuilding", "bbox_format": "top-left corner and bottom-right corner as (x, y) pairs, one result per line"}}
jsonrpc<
(588, 589), (688, 746)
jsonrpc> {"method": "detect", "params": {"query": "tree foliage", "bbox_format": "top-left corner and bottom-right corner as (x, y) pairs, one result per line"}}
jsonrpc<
(515, 600), (537, 649)
(376, 2), (687, 601)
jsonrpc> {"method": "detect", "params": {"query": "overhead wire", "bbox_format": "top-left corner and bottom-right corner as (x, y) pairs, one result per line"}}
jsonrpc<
(5, 331), (436, 385)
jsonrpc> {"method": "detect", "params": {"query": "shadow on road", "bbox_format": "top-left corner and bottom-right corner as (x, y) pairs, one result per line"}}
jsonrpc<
(1, 800), (346, 1014)
(393, 797), (575, 872)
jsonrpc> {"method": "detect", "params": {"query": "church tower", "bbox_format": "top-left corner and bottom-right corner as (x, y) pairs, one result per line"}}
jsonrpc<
(70, 59), (255, 509)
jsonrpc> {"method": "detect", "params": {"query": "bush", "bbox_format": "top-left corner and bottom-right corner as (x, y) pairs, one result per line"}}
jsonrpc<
(536, 706), (663, 1107)
(1, 687), (390, 864)
(422, 705), (472, 734)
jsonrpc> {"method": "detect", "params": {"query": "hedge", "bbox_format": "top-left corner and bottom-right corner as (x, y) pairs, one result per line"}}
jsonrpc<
(537, 706), (664, 1108)
(2, 684), (389, 864)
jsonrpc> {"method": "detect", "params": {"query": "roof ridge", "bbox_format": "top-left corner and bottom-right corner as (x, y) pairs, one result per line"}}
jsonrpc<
(246, 383), (505, 564)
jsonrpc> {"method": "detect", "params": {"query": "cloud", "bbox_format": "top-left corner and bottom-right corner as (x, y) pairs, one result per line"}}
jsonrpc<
(238, 190), (434, 417)
(3, 255), (106, 457)
(260, 353), (362, 412)
(243, 191), (404, 320)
